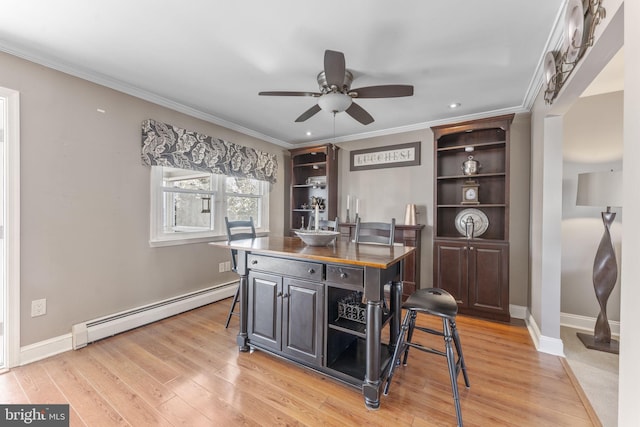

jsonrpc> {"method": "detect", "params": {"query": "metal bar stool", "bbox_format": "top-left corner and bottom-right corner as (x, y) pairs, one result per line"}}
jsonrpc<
(384, 288), (470, 427)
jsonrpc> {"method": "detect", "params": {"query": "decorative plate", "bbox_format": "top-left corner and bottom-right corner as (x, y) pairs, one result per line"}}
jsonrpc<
(564, 0), (584, 63)
(543, 51), (558, 93)
(455, 208), (489, 238)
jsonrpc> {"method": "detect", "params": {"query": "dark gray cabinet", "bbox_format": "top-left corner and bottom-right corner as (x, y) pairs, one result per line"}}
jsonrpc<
(247, 270), (324, 366)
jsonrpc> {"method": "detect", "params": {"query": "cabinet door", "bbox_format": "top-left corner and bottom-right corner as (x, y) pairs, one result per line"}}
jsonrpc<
(247, 271), (282, 351)
(282, 278), (324, 366)
(434, 241), (469, 306)
(468, 243), (509, 317)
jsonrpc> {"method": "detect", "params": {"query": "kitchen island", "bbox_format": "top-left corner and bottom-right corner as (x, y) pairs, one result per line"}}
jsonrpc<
(210, 235), (415, 409)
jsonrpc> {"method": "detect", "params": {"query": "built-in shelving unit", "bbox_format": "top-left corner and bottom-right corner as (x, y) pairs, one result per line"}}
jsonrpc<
(289, 144), (338, 234)
(432, 114), (514, 322)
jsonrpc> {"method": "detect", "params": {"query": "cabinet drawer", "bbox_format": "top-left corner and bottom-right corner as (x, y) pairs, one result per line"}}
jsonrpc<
(248, 254), (323, 281)
(326, 265), (363, 288)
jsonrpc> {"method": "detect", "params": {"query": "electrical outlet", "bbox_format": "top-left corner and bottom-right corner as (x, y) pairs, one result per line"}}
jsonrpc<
(219, 262), (225, 273)
(224, 261), (231, 272)
(31, 298), (47, 317)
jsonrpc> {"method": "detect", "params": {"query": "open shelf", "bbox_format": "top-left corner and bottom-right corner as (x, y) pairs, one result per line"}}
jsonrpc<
(436, 140), (506, 152)
(292, 161), (326, 169)
(326, 332), (393, 383)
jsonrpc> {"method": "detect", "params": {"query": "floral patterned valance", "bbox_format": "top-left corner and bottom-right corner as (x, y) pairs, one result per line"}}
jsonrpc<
(141, 119), (278, 183)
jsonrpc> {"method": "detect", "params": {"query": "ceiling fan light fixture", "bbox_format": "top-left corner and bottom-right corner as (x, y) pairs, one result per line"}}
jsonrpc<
(318, 92), (352, 113)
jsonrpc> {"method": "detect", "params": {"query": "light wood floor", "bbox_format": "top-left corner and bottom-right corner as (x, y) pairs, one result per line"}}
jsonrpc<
(1, 299), (597, 426)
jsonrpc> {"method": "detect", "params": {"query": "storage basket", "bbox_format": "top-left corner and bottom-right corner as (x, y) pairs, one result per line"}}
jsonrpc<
(337, 292), (366, 324)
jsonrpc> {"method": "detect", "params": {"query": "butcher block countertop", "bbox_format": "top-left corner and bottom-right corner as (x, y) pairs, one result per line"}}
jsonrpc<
(211, 235), (415, 269)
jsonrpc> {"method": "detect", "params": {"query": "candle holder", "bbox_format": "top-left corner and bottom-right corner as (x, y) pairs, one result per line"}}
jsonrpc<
(346, 208), (351, 223)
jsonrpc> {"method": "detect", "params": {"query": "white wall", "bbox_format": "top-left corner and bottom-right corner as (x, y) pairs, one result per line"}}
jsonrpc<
(619, 1), (640, 424)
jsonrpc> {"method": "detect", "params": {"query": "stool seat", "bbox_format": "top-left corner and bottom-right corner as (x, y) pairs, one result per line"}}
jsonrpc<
(403, 288), (458, 319)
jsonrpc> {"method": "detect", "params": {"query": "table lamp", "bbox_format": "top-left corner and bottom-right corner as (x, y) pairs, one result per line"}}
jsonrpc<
(575, 169), (622, 354)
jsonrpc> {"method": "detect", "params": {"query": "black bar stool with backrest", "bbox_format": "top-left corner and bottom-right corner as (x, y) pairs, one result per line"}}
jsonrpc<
(354, 217), (397, 318)
(224, 216), (256, 328)
(384, 287), (470, 427)
(354, 217), (395, 245)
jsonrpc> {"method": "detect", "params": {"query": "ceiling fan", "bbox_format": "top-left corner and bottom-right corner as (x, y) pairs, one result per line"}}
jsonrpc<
(259, 50), (414, 125)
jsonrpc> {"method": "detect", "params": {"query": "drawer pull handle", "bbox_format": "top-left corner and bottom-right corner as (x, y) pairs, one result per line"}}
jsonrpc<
(283, 293), (289, 299)
(308, 268), (315, 274)
(277, 291), (283, 297)
(251, 260), (258, 265)
(340, 273), (348, 279)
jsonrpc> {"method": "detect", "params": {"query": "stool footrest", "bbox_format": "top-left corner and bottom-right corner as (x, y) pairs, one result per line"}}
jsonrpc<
(405, 341), (446, 358)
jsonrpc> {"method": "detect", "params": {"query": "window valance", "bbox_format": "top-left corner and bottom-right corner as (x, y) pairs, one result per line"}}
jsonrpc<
(141, 119), (278, 184)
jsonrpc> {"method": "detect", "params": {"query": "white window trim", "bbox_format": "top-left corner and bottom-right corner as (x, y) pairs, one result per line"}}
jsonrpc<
(149, 166), (269, 247)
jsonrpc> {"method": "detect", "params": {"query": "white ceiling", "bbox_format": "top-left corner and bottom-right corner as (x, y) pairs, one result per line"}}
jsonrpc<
(0, 0), (567, 147)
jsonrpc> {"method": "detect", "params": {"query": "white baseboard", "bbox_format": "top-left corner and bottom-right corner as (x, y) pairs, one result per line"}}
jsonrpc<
(525, 311), (565, 356)
(20, 333), (74, 366)
(19, 282), (237, 366)
(560, 312), (620, 337)
(509, 304), (528, 319)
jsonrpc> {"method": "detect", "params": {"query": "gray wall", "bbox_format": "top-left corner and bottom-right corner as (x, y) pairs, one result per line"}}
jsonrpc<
(335, 115), (531, 307)
(562, 91), (623, 321)
(0, 51), (286, 346)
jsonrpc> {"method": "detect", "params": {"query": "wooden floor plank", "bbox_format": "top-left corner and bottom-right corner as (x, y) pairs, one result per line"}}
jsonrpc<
(0, 370), (29, 404)
(11, 362), (86, 427)
(64, 350), (172, 427)
(42, 357), (128, 426)
(87, 341), (176, 408)
(1, 299), (597, 426)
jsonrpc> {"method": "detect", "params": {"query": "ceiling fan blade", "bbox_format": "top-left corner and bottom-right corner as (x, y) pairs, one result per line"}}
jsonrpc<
(259, 91), (321, 97)
(324, 50), (346, 88)
(348, 85), (414, 98)
(295, 104), (322, 122)
(345, 102), (374, 125)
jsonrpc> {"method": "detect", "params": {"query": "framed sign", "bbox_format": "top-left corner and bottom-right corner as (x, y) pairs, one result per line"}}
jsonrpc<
(350, 141), (421, 171)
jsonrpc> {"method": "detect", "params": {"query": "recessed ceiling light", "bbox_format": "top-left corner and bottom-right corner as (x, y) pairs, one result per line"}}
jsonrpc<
(448, 102), (461, 109)
(306, 131), (312, 136)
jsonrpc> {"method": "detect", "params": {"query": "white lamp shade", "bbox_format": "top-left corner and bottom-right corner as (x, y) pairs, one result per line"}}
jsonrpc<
(576, 170), (623, 207)
(318, 92), (352, 113)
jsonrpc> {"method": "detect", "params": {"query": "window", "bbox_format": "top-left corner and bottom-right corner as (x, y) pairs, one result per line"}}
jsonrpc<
(150, 166), (269, 246)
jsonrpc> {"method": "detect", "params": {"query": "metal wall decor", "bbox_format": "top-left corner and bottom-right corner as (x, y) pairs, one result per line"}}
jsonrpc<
(544, 0), (606, 104)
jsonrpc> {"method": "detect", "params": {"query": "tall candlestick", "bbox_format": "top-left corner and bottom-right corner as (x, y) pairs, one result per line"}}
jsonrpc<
(315, 203), (319, 231)
(355, 198), (360, 215)
(347, 195), (351, 210)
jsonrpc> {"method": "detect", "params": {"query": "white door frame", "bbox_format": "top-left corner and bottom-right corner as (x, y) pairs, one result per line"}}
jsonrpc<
(1, 87), (21, 368)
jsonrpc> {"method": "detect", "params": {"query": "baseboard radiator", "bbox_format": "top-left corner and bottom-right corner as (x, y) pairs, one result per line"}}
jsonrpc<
(71, 281), (237, 350)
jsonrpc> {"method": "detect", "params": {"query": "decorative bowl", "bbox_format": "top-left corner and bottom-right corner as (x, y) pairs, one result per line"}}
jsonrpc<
(294, 230), (340, 246)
